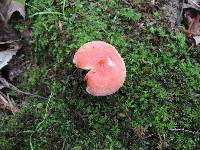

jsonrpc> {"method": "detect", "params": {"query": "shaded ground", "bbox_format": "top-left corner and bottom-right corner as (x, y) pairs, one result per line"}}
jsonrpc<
(0, 0), (200, 149)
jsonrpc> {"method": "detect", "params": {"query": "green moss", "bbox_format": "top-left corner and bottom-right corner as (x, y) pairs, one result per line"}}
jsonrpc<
(0, 0), (200, 149)
(16, 0), (25, 5)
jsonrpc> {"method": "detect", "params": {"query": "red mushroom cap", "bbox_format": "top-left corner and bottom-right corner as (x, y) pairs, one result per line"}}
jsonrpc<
(73, 41), (126, 96)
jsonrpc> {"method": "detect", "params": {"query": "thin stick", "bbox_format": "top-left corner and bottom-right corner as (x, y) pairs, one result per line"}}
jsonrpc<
(30, 11), (62, 18)
(188, 43), (194, 52)
(175, 0), (184, 27)
(0, 40), (20, 45)
(9, 84), (48, 100)
(0, 77), (48, 100)
(188, 0), (200, 9)
(145, 133), (156, 139)
(169, 128), (198, 135)
(0, 91), (20, 113)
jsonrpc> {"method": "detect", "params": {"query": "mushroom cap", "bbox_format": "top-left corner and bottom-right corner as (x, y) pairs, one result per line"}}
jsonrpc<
(73, 41), (126, 96)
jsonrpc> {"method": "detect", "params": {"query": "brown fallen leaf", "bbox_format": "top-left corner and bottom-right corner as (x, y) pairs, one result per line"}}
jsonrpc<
(184, 10), (200, 36)
(182, 8), (200, 44)
(0, 0), (25, 22)
(176, 0), (200, 45)
(131, 126), (148, 138)
(186, 0), (200, 10)
(0, 91), (20, 114)
(8, 55), (30, 81)
(181, 28), (194, 36)
(0, 0), (25, 70)
(0, 0), (27, 115)
(157, 134), (168, 150)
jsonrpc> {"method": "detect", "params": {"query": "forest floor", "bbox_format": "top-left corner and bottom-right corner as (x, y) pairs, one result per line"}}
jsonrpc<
(0, 0), (200, 149)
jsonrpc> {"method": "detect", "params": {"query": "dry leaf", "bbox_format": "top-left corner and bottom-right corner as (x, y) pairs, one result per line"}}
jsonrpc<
(193, 35), (200, 44)
(8, 55), (30, 81)
(184, 11), (200, 36)
(0, 0), (26, 115)
(132, 126), (148, 138)
(0, 91), (20, 114)
(179, 0), (200, 45)
(0, 68), (21, 114)
(7, 0), (25, 21)
(0, 50), (18, 70)
(157, 134), (168, 150)
(0, 77), (11, 90)
(0, 0), (25, 22)
(0, 0), (25, 71)
(183, 9), (200, 44)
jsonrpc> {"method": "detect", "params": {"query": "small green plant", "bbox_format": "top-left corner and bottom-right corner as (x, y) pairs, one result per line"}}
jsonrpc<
(120, 8), (142, 21)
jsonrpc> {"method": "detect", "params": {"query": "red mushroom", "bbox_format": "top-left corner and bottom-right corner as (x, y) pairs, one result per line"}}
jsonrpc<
(73, 41), (126, 96)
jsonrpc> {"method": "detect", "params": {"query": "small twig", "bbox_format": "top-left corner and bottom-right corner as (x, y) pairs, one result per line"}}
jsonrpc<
(181, 28), (194, 36)
(125, 112), (132, 121)
(145, 133), (156, 139)
(169, 128), (198, 135)
(122, 0), (134, 7)
(0, 77), (48, 100)
(188, 42), (195, 52)
(0, 91), (20, 114)
(175, 0), (185, 27)
(9, 84), (48, 100)
(62, 138), (66, 150)
(0, 40), (20, 45)
(195, 94), (200, 97)
(0, 13), (6, 23)
(30, 11), (62, 18)
(188, 0), (200, 9)
(151, 0), (155, 5)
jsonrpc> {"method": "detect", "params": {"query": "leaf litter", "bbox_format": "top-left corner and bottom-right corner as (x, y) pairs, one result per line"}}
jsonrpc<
(0, 0), (25, 69)
(174, 0), (200, 45)
(0, 0), (46, 114)
(0, 0), (26, 113)
(162, 0), (200, 45)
